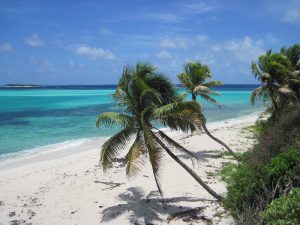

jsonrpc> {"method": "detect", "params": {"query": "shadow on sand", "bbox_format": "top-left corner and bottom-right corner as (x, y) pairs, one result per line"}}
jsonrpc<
(101, 187), (216, 224)
(179, 150), (222, 161)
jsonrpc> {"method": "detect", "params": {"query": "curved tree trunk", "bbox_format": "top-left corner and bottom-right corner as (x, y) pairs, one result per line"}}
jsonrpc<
(153, 134), (223, 201)
(191, 96), (238, 160)
(202, 124), (238, 160)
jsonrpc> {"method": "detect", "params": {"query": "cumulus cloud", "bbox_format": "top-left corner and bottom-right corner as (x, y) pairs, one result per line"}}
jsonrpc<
(25, 34), (44, 47)
(160, 38), (187, 48)
(212, 36), (265, 62)
(74, 46), (116, 60)
(157, 50), (172, 59)
(0, 43), (12, 52)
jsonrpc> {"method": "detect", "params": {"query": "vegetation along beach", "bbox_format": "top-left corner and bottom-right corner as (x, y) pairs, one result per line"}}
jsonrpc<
(0, 1), (299, 225)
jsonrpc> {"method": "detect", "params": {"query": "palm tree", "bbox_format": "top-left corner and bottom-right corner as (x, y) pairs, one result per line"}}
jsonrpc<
(251, 50), (297, 115)
(178, 62), (237, 159)
(96, 62), (222, 201)
(281, 44), (300, 101)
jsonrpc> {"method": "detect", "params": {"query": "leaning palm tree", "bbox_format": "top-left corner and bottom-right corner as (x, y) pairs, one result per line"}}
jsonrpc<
(96, 62), (222, 201)
(251, 50), (297, 115)
(178, 62), (237, 159)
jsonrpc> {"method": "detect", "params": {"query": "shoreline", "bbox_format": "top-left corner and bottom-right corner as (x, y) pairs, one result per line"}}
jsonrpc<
(0, 113), (259, 225)
(0, 112), (262, 171)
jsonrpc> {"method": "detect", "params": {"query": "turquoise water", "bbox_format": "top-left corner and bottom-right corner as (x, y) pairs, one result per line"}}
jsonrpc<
(0, 85), (264, 158)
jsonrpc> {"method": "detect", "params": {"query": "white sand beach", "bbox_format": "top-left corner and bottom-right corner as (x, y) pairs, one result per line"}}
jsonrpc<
(0, 115), (259, 225)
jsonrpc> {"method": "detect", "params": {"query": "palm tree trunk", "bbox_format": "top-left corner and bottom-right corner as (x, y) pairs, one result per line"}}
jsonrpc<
(153, 134), (223, 201)
(202, 124), (238, 160)
(268, 86), (279, 114)
(192, 93), (197, 101)
(190, 97), (238, 160)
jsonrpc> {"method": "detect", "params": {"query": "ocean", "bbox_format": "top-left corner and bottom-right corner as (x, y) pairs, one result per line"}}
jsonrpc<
(0, 85), (264, 160)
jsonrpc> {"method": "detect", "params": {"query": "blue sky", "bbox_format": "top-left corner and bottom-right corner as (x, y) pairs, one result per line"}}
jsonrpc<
(0, 0), (299, 85)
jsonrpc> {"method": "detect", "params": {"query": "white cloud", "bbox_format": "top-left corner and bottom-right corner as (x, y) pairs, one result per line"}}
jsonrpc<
(212, 36), (265, 62)
(161, 39), (176, 48)
(144, 13), (180, 22)
(25, 34), (44, 47)
(157, 50), (172, 59)
(160, 38), (187, 48)
(265, 33), (279, 44)
(75, 46), (116, 60)
(194, 52), (215, 65)
(268, 0), (300, 24)
(0, 43), (12, 52)
(196, 35), (208, 44)
(69, 60), (83, 69)
(282, 8), (300, 23)
(181, 1), (218, 14)
(99, 28), (112, 35)
(29, 57), (61, 73)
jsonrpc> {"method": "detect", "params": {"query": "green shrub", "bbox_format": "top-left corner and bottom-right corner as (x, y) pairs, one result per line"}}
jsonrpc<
(221, 147), (300, 223)
(221, 162), (265, 214)
(261, 188), (300, 225)
(267, 147), (300, 194)
(243, 121), (269, 136)
(247, 106), (300, 166)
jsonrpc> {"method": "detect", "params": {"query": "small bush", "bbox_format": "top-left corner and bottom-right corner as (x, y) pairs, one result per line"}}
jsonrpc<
(221, 162), (265, 214)
(221, 147), (300, 224)
(261, 188), (300, 225)
(243, 121), (269, 137)
(246, 106), (300, 166)
(267, 147), (300, 195)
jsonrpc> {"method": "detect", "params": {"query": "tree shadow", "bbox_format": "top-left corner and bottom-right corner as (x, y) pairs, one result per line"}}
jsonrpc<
(178, 150), (221, 161)
(101, 187), (215, 224)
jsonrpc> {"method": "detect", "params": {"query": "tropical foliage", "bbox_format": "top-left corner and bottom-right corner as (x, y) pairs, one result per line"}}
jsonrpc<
(97, 62), (222, 200)
(251, 45), (300, 117)
(178, 62), (237, 159)
(221, 44), (300, 224)
(178, 62), (223, 103)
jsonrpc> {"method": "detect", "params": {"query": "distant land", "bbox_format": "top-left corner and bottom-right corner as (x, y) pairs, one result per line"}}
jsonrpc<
(4, 84), (40, 87)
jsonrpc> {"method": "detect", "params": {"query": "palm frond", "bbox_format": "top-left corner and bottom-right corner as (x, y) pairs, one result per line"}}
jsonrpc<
(100, 128), (135, 171)
(154, 101), (203, 132)
(178, 73), (194, 90)
(136, 62), (156, 77)
(96, 112), (134, 128)
(140, 88), (162, 106)
(250, 86), (263, 105)
(193, 85), (209, 93)
(278, 87), (299, 102)
(154, 101), (201, 117)
(125, 131), (147, 177)
(290, 78), (300, 85)
(199, 93), (221, 107)
(142, 123), (164, 197)
(202, 80), (223, 88)
(251, 62), (260, 78)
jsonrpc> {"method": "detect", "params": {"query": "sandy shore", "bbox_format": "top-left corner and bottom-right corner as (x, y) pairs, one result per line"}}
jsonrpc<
(0, 115), (259, 225)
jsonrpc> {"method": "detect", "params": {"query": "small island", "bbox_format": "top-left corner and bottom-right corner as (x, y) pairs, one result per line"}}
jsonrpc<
(4, 84), (40, 87)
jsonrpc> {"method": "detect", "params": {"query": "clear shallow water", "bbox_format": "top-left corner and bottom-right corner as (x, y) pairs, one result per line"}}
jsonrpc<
(0, 85), (264, 158)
